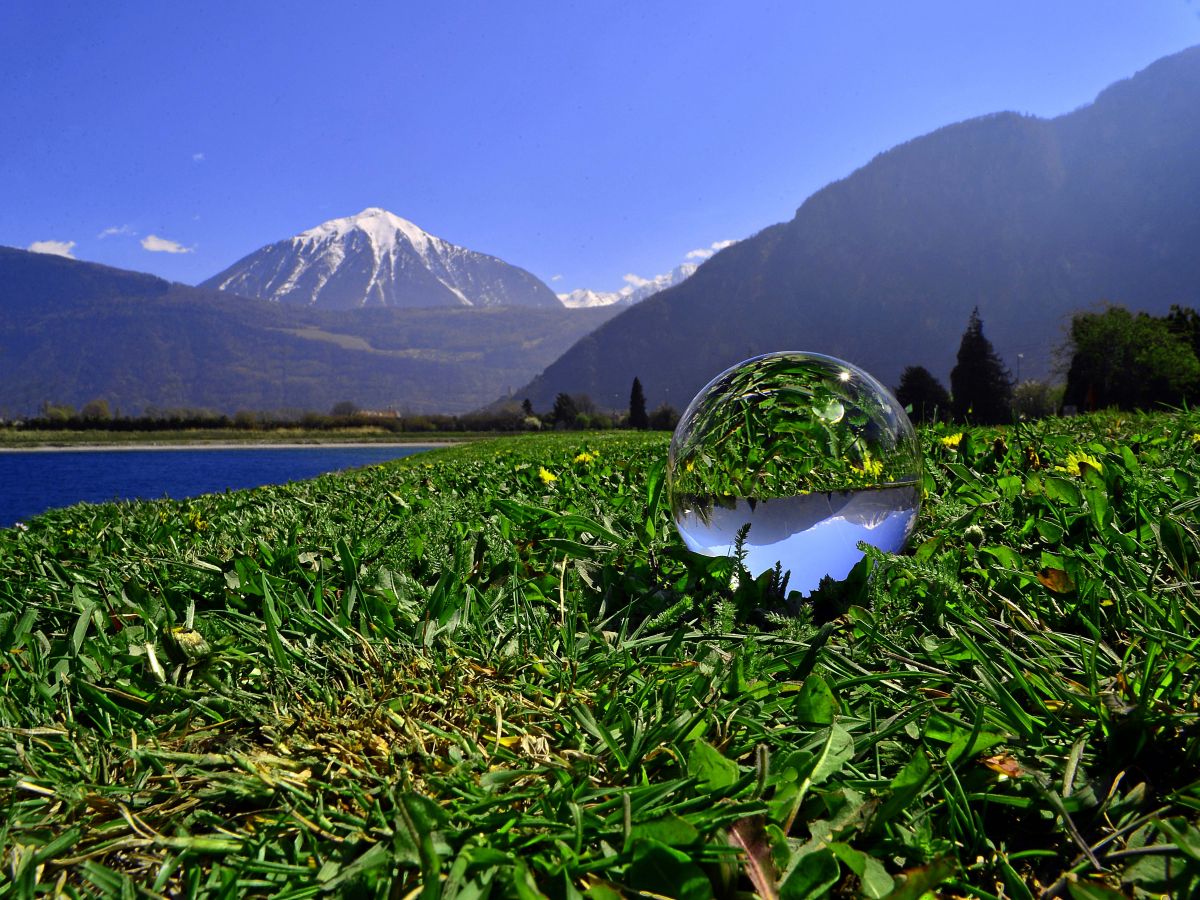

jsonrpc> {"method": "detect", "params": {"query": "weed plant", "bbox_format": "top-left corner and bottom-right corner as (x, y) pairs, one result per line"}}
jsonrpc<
(2, 416), (1200, 897)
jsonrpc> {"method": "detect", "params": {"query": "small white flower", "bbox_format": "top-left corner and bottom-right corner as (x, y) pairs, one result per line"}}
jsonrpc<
(14, 522), (28, 531)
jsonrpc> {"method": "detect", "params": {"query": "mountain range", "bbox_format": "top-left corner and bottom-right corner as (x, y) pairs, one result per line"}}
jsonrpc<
(517, 45), (1200, 413)
(202, 207), (697, 312)
(557, 264), (699, 308)
(5, 45), (1200, 420)
(0, 247), (617, 416)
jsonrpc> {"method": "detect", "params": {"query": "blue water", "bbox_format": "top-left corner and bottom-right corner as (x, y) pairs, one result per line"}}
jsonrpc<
(0, 444), (437, 528)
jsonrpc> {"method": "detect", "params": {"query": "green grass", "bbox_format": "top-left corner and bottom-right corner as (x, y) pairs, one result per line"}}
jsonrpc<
(2, 416), (1200, 898)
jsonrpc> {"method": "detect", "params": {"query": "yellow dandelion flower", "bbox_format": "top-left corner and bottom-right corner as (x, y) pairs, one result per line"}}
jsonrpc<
(1192, 432), (1200, 446)
(538, 466), (557, 485)
(852, 451), (884, 479)
(1057, 451), (1103, 478)
(685, 459), (695, 473)
(573, 451), (595, 464)
(939, 432), (964, 449)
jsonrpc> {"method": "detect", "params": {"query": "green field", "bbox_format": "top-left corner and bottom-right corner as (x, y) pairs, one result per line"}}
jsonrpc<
(2, 415), (1199, 898)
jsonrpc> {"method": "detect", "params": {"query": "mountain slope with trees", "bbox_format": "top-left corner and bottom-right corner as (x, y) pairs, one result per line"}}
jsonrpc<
(517, 46), (1200, 412)
(0, 248), (617, 416)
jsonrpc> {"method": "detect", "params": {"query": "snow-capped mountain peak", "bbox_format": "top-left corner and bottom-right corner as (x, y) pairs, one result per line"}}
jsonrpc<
(295, 207), (438, 260)
(201, 208), (560, 310)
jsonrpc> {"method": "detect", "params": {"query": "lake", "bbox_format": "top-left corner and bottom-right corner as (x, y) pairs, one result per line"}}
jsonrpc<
(0, 444), (439, 529)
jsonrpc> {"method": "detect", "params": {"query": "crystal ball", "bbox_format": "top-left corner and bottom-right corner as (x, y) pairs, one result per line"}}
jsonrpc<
(667, 351), (922, 594)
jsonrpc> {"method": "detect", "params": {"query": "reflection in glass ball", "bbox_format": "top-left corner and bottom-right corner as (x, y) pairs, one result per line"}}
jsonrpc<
(667, 351), (922, 595)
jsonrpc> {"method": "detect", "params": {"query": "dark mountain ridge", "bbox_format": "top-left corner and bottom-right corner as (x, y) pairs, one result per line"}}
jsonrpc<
(0, 247), (616, 417)
(517, 46), (1200, 412)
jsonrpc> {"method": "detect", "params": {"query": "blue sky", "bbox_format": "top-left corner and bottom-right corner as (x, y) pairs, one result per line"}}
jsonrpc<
(3, 2), (1199, 295)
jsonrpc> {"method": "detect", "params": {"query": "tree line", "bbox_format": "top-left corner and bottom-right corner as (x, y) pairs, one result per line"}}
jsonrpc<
(5, 382), (683, 435)
(516, 379), (679, 431)
(895, 303), (1200, 425)
(10, 302), (1190, 435)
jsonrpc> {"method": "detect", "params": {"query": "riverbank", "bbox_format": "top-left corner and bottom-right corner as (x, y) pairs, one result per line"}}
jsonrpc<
(0, 442), (449, 527)
(0, 440), (459, 453)
(0, 426), (483, 449)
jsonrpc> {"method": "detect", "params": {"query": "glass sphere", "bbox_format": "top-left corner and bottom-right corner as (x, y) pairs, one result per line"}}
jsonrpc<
(667, 351), (922, 594)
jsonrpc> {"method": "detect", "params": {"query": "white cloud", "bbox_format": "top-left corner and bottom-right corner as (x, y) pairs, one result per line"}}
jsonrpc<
(686, 238), (738, 261)
(98, 224), (135, 239)
(623, 273), (651, 288)
(28, 240), (75, 258)
(141, 234), (194, 254)
(193, 152), (205, 162)
(550, 274), (563, 282)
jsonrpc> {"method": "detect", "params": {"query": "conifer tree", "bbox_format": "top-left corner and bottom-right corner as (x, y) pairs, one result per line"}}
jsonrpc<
(628, 377), (649, 430)
(949, 308), (1013, 424)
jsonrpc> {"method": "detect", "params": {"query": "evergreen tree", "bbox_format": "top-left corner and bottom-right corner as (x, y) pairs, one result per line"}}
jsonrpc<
(894, 366), (951, 423)
(628, 377), (649, 429)
(949, 308), (1013, 424)
(521, 397), (534, 417)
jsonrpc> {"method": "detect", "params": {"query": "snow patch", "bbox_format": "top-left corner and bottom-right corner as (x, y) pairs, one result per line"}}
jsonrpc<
(559, 263), (699, 308)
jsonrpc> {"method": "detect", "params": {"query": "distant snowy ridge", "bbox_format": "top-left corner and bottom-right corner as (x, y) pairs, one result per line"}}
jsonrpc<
(201, 207), (560, 310)
(558, 263), (699, 309)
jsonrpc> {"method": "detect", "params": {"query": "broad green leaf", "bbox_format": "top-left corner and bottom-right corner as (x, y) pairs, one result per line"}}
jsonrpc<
(809, 723), (854, 786)
(871, 748), (931, 829)
(779, 848), (840, 900)
(644, 458), (666, 542)
(1084, 485), (1109, 530)
(1035, 518), (1065, 542)
(828, 843), (894, 899)
(1156, 817), (1200, 863)
(260, 574), (292, 670)
(631, 815), (700, 847)
(981, 545), (1022, 571)
(925, 715), (1007, 763)
(688, 739), (739, 792)
(885, 858), (957, 900)
(1119, 850), (1200, 895)
(625, 839), (714, 900)
(1043, 477), (1082, 506)
(793, 674), (837, 725)
(996, 475), (1023, 499)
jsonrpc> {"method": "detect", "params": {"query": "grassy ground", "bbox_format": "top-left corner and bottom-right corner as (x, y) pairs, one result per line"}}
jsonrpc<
(2, 416), (1199, 898)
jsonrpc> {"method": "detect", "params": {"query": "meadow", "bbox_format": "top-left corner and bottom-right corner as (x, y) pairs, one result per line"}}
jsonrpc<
(2, 414), (1199, 898)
